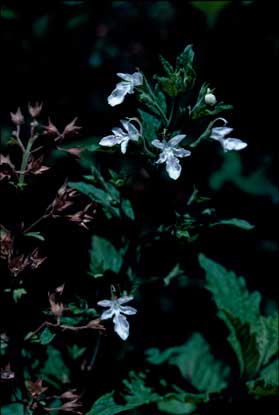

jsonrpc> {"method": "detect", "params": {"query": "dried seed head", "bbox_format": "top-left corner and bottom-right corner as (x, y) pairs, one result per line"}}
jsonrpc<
(10, 107), (24, 125)
(63, 118), (82, 136)
(28, 102), (43, 118)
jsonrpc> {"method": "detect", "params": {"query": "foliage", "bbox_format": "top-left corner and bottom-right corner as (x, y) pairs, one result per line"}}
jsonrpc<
(1, 3), (278, 415)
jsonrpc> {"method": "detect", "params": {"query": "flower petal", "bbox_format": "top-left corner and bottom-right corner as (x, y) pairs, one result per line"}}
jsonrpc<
(111, 127), (125, 137)
(126, 122), (140, 140)
(120, 138), (130, 154)
(210, 126), (233, 140)
(117, 296), (134, 305)
(113, 313), (129, 340)
(131, 72), (143, 86)
(166, 155), (182, 180)
(222, 138), (247, 152)
(100, 307), (115, 320)
(168, 134), (186, 147)
(117, 73), (133, 82)
(173, 148), (191, 158)
(97, 299), (112, 307)
(155, 151), (168, 164)
(119, 305), (137, 315)
(99, 135), (121, 147)
(108, 82), (131, 106)
(151, 139), (165, 150)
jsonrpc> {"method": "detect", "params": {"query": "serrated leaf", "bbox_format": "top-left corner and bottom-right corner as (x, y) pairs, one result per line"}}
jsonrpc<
(147, 333), (229, 393)
(210, 218), (254, 230)
(199, 254), (263, 377)
(256, 314), (279, 366)
(176, 44), (194, 70)
(121, 199), (135, 220)
(199, 254), (261, 331)
(219, 311), (260, 378)
(86, 372), (159, 415)
(89, 236), (124, 277)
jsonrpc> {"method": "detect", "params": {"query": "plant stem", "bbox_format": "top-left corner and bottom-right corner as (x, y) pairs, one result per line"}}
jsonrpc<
(167, 99), (175, 128)
(18, 135), (38, 186)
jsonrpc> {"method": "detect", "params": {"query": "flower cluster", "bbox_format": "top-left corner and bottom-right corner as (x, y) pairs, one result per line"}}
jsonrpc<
(100, 72), (248, 181)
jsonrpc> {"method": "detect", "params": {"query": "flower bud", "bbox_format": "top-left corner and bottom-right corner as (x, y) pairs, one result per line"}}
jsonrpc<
(205, 89), (217, 106)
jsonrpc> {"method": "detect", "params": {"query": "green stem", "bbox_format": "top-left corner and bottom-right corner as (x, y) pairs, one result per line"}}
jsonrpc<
(18, 135), (38, 186)
(167, 99), (175, 128)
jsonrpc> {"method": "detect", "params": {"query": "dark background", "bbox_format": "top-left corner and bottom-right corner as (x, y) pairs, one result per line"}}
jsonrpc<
(1, 1), (278, 414)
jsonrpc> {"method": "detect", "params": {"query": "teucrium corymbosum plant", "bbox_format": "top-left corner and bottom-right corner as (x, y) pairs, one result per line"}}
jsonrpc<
(1, 44), (277, 415)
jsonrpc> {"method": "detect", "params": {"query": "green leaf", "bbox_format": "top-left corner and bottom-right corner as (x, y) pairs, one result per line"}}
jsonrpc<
(158, 397), (196, 414)
(176, 44), (194, 71)
(67, 344), (86, 359)
(12, 288), (27, 302)
(24, 231), (45, 241)
(86, 372), (159, 415)
(199, 254), (261, 331)
(147, 333), (230, 393)
(256, 314), (279, 366)
(210, 218), (254, 230)
(39, 327), (56, 345)
(2, 404), (25, 415)
(219, 311), (260, 377)
(69, 181), (120, 219)
(199, 254), (263, 377)
(42, 346), (70, 387)
(121, 199), (135, 220)
(247, 359), (279, 396)
(89, 236), (124, 277)
(159, 54), (174, 75)
(138, 109), (161, 142)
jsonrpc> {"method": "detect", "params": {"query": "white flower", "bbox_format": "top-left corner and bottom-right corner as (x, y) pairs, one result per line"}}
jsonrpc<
(99, 119), (140, 154)
(210, 120), (247, 152)
(97, 296), (137, 341)
(108, 72), (143, 106)
(152, 135), (191, 180)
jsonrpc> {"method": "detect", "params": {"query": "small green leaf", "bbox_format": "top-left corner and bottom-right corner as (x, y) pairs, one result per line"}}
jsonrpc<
(89, 236), (124, 277)
(12, 288), (27, 302)
(39, 327), (56, 345)
(24, 231), (45, 241)
(159, 55), (174, 75)
(210, 218), (254, 230)
(121, 199), (135, 220)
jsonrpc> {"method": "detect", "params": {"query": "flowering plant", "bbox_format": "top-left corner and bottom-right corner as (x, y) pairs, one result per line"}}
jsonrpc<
(1, 42), (277, 415)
